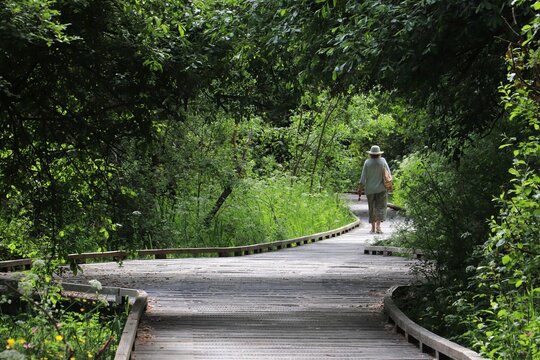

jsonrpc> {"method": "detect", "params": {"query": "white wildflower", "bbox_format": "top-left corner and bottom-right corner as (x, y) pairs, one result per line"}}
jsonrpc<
(18, 273), (38, 297)
(31, 259), (46, 269)
(88, 279), (102, 291)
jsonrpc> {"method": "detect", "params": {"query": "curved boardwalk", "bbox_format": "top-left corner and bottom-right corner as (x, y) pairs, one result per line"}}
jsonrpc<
(62, 195), (429, 359)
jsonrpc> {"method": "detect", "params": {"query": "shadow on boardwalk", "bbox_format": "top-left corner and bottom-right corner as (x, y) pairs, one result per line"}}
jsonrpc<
(62, 194), (429, 359)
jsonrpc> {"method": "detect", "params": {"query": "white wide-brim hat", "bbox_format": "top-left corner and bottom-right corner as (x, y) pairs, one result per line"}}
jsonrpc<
(367, 145), (384, 155)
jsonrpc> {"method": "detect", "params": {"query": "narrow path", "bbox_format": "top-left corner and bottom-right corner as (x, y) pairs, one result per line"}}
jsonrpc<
(62, 194), (429, 359)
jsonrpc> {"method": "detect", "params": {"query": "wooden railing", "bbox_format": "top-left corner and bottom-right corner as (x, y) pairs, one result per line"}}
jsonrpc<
(385, 286), (484, 360)
(0, 218), (361, 270)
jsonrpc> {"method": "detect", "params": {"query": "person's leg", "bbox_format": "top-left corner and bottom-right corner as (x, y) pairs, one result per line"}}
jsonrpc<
(373, 192), (387, 233)
(367, 194), (376, 233)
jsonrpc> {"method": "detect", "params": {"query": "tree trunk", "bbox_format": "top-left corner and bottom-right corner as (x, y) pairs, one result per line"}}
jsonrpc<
(203, 185), (233, 227)
(310, 98), (339, 192)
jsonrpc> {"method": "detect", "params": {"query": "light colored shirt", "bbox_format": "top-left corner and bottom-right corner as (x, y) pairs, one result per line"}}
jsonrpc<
(359, 157), (391, 195)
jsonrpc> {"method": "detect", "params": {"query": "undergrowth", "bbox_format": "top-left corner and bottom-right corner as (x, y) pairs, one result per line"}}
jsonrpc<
(0, 261), (127, 360)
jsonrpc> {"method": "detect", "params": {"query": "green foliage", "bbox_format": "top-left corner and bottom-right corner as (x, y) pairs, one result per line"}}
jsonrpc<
(1, 0), (78, 46)
(471, 139), (539, 358)
(0, 262), (126, 359)
(93, 100), (355, 250)
(393, 284), (479, 346)
(340, 90), (427, 183)
(260, 89), (423, 193)
(391, 135), (512, 283)
(283, 91), (350, 191)
(250, 0), (537, 154)
(469, 2), (540, 356)
(393, 2), (540, 357)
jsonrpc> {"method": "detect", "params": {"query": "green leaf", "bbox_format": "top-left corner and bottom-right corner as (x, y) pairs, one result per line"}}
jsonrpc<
(178, 24), (185, 37)
(515, 279), (523, 288)
(533, 2), (540, 10)
(100, 228), (110, 240)
(502, 255), (512, 265)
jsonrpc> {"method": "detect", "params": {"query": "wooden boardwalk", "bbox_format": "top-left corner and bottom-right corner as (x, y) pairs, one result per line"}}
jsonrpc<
(62, 195), (431, 359)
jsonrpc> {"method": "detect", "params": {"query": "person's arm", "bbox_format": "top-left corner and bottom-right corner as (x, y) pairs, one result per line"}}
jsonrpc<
(358, 163), (367, 199)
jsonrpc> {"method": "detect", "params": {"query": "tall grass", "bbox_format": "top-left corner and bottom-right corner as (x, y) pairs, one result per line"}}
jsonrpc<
(168, 175), (355, 248)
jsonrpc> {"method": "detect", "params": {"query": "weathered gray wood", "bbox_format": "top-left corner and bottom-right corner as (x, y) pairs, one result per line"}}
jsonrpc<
(363, 245), (425, 258)
(385, 286), (484, 360)
(61, 195), (433, 359)
(115, 294), (148, 360)
(0, 258), (32, 271)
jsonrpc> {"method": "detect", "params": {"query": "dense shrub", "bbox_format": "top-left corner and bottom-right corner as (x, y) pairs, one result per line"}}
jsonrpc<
(391, 134), (512, 284)
(468, 3), (540, 356)
(392, 2), (539, 357)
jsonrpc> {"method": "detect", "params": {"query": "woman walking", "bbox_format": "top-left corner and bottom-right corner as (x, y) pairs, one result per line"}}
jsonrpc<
(357, 145), (391, 234)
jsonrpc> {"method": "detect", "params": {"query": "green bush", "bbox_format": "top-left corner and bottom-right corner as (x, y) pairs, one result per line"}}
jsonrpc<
(469, 4), (540, 355)
(393, 3), (540, 356)
(471, 115), (539, 360)
(391, 136), (512, 284)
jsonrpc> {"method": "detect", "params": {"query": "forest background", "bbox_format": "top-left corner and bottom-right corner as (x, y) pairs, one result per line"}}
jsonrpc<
(0, 0), (538, 359)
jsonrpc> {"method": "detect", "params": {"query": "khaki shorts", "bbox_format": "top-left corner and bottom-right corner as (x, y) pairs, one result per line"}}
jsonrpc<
(367, 191), (387, 223)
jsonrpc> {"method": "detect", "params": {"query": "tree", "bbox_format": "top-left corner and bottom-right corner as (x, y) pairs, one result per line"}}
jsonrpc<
(0, 0), (233, 258)
(250, 0), (533, 153)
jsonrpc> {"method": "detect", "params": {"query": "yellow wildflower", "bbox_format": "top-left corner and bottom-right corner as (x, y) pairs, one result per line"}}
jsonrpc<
(87, 352), (93, 358)
(70, 357), (76, 360)
(6, 338), (15, 349)
(55, 335), (63, 342)
(17, 338), (25, 345)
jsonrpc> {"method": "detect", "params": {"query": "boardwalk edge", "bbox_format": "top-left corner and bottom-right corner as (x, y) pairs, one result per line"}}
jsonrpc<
(384, 286), (485, 360)
(0, 218), (362, 268)
(60, 283), (148, 360)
